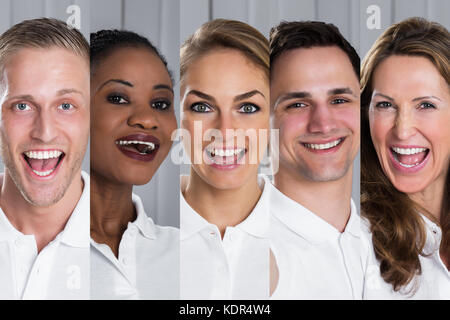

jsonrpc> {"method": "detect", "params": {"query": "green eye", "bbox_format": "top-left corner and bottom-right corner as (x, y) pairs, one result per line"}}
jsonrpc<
(191, 103), (212, 113)
(239, 104), (259, 113)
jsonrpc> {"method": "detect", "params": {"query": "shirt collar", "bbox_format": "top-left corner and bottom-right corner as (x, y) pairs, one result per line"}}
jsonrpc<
(268, 180), (360, 244)
(421, 213), (442, 254)
(130, 193), (156, 240)
(180, 174), (270, 240)
(56, 171), (90, 248)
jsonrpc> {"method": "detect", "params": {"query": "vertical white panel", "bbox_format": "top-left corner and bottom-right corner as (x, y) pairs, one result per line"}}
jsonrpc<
(249, 0), (271, 36)
(12, 0), (45, 24)
(124, 0), (161, 46)
(180, 0), (209, 43)
(393, 0), (427, 23)
(89, 0), (122, 32)
(276, 0), (316, 22)
(0, 0), (12, 33)
(74, 0), (91, 40)
(317, 0), (352, 42)
(212, 0), (248, 22)
(428, 0), (450, 30)
(359, 0), (392, 58)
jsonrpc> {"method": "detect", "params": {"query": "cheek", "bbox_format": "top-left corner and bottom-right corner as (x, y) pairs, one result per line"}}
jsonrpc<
(275, 112), (305, 145)
(369, 112), (391, 149)
(335, 106), (360, 134)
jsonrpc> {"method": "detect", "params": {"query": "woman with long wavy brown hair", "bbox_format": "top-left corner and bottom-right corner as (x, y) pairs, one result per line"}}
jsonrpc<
(361, 17), (449, 298)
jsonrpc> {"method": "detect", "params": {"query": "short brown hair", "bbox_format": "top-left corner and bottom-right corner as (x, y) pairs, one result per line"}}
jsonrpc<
(270, 21), (360, 79)
(361, 17), (450, 293)
(180, 19), (269, 83)
(0, 17), (89, 75)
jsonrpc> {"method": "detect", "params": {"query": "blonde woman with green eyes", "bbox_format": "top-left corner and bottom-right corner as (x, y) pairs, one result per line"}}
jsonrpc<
(179, 19), (272, 299)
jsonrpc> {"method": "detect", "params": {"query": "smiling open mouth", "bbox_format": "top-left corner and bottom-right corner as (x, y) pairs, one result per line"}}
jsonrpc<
(23, 150), (65, 177)
(205, 147), (246, 165)
(391, 147), (429, 168)
(115, 140), (158, 155)
(302, 138), (345, 151)
(115, 135), (160, 162)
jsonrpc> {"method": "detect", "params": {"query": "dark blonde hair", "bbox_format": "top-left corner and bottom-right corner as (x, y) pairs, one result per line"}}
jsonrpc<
(361, 17), (450, 292)
(180, 19), (269, 83)
(0, 18), (89, 74)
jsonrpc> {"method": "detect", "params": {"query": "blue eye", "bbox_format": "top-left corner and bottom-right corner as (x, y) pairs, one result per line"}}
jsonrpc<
(59, 103), (74, 111)
(190, 103), (212, 113)
(152, 100), (171, 110)
(15, 103), (30, 111)
(107, 94), (129, 105)
(239, 103), (259, 113)
(419, 102), (436, 109)
(287, 102), (307, 109)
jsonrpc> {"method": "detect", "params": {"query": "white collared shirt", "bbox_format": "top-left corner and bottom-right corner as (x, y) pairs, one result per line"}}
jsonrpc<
(0, 171), (90, 300)
(90, 193), (179, 300)
(269, 180), (366, 299)
(180, 175), (270, 300)
(362, 214), (450, 299)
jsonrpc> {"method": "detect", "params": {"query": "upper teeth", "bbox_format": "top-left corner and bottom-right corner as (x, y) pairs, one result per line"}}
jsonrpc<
(305, 139), (342, 150)
(209, 148), (244, 157)
(392, 147), (427, 155)
(24, 150), (62, 159)
(116, 140), (155, 150)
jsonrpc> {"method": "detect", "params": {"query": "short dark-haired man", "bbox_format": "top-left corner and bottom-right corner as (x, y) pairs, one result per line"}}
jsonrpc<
(268, 21), (364, 299)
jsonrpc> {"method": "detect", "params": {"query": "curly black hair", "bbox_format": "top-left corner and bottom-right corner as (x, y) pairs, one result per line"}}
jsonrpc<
(90, 29), (172, 82)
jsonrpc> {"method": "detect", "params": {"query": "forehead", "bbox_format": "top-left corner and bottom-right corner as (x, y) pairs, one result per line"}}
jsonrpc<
(93, 47), (171, 86)
(271, 46), (358, 91)
(372, 55), (448, 96)
(183, 48), (268, 96)
(3, 47), (88, 92)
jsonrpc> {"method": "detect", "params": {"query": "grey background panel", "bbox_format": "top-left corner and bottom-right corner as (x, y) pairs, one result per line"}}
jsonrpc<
(89, 0), (180, 227)
(359, 0), (450, 57)
(180, 0), (362, 208)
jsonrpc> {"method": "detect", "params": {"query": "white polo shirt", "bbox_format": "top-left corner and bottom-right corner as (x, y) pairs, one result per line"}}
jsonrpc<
(268, 180), (366, 299)
(180, 175), (270, 300)
(0, 171), (90, 300)
(362, 214), (450, 299)
(90, 193), (179, 300)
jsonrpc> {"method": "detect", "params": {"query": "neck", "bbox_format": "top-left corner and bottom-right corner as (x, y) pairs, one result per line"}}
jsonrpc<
(0, 170), (83, 252)
(90, 170), (135, 239)
(408, 173), (446, 223)
(274, 166), (353, 232)
(183, 169), (262, 238)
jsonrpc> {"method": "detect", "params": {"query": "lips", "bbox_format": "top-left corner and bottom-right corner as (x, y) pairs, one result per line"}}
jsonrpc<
(22, 149), (65, 178)
(389, 145), (430, 172)
(301, 137), (345, 154)
(115, 133), (160, 162)
(204, 146), (247, 170)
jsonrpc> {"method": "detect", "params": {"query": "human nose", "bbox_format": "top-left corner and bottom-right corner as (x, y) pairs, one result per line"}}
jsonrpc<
(394, 107), (416, 140)
(127, 104), (159, 130)
(30, 110), (58, 143)
(307, 103), (337, 134)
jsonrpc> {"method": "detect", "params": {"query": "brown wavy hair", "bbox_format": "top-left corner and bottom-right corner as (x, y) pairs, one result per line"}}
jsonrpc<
(361, 17), (450, 292)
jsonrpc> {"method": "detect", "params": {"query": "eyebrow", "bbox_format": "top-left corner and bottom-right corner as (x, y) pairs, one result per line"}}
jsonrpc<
(98, 79), (173, 94)
(328, 87), (357, 97)
(412, 95), (441, 102)
(274, 91), (312, 107)
(373, 93), (442, 103)
(233, 90), (265, 102)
